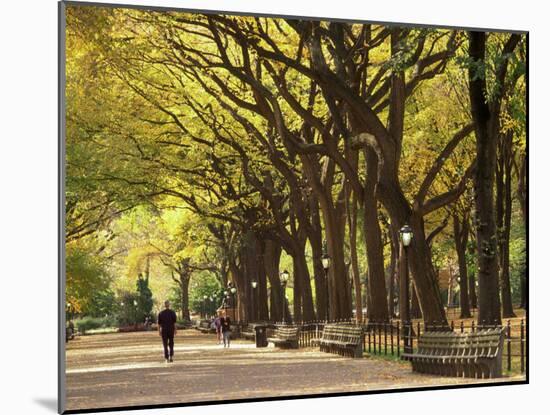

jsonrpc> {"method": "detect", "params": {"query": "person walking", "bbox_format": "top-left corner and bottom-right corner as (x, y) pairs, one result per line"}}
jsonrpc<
(220, 311), (231, 348)
(214, 311), (222, 344)
(158, 300), (177, 363)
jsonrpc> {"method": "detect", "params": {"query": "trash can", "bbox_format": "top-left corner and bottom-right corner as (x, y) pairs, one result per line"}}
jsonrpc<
(255, 325), (268, 347)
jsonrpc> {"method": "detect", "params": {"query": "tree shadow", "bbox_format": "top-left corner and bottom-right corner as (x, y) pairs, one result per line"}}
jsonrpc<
(34, 398), (57, 413)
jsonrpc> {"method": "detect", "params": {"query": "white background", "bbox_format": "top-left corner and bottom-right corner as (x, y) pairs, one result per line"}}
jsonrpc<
(0, 0), (544, 414)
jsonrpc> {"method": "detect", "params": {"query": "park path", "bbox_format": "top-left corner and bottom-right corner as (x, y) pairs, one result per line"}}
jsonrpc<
(65, 330), (524, 411)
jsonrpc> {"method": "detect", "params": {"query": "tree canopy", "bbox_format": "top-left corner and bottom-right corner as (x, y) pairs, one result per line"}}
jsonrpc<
(64, 5), (527, 326)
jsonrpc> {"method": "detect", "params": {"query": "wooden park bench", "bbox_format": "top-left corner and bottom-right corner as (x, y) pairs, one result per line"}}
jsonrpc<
(313, 323), (363, 358)
(176, 320), (194, 330)
(401, 327), (505, 378)
(195, 320), (215, 334)
(65, 324), (75, 342)
(267, 325), (300, 349)
(241, 324), (255, 340)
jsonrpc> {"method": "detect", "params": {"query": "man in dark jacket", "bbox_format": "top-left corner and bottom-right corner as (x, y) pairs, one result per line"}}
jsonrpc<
(220, 311), (231, 348)
(158, 300), (177, 363)
(214, 311), (222, 344)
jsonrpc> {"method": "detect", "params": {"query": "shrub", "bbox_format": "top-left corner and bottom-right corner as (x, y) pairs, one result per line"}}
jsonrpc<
(75, 316), (117, 334)
(118, 323), (146, 332)
(75, 317), (103, 334)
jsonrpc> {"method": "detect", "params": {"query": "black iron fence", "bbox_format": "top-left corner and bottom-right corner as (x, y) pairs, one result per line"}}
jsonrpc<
(292, 318), (526, 375)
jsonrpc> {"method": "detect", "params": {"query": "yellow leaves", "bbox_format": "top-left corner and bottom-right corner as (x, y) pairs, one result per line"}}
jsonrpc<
(66, 238), (111, 314)
(500, 110), (519, 135)
(67, 297), (82, 313)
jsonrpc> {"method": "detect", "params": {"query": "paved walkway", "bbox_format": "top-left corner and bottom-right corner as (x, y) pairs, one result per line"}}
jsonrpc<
(65, 330), (524, 411)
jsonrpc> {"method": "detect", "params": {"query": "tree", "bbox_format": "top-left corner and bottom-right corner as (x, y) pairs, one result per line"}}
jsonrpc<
(118, 291), (140, 326)
(136, 272), (153, 320)
(467, 31), (521, 325)
(66, 241), (111, 315)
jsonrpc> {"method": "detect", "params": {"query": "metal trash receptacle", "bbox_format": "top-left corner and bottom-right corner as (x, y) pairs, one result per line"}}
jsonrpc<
(255, 325), (268, 347)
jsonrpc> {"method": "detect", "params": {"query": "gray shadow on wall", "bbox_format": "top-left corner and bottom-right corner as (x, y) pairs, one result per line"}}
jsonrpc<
(34, 398), (58, 413)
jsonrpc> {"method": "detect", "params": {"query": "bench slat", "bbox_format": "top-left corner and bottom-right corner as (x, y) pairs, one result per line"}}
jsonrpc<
(407, 328), (505, 378)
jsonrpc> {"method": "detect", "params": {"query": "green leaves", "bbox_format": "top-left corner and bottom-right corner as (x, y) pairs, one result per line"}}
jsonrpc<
(66, 242), (111, 314)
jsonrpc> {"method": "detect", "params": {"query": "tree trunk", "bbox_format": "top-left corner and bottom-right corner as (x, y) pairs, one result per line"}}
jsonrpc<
(468, 31), (502, 326)
(334, 169), (353, 320)
(377, 179), (449, 326)
(257, 239), (269, 321)
(308, 192), (328, 319)
(300, 154), (351, 319)
(179, 273), (190, 321)
(264, 240), (283, 321)
(362, 148), (389, 322)
(292, 259), (302, 323)
(325, 213), (350, 319)
(410, 284), (421, 319)
(244, 230), (259, 323)
(469, 273), (478, 311)
(453, 214), (472, 318)
(447, 266), (454, 308)
(388, 223), (399, 318)
(517, 153), (527, 228)
(286, 203), (315, 323)
(517, 154), (527, 309)
(294, 248), (316, 321)
(347, 192), (363, 323)
(458, 255), (471, 319)
(228, 248), (247, 323)
(499, 134), (516, 317)
(398, 243), (410, 324)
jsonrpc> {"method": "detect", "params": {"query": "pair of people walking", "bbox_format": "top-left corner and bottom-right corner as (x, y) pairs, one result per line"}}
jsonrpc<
(213, 310), (232, 347)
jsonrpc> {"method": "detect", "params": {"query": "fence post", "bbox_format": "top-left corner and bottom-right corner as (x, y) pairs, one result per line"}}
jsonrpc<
(397, 321), (400, 357)
(416, 321), (421, 351)
(390, 322), (394, 355)
(368, 324), (371, 353)
(384, 322), (388, 355)
(378, 322), (382, 353)
(372, 323), (378, 354)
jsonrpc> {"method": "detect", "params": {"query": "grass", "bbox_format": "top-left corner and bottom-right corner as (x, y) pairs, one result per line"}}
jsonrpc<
(84, 327), (119, 335)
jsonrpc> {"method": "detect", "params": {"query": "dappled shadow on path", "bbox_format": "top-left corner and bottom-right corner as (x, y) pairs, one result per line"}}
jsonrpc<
(65, 330), (525, 412)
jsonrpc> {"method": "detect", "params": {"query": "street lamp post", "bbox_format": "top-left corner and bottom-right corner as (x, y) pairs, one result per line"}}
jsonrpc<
(224, 290), (230, 314)
(133, 299), (138, 328)
(321, 253), (331, 321)
(399, 224), (413, 355)
(251, 280), (258, 322)
(227, 282), (237, 321)
(203, 295), (208, 319)
(280, 270), (289, 324)
(230, 286), (237, 322)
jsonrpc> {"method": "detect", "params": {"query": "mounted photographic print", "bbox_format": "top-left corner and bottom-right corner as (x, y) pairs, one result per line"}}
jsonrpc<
(59, 1), (528, 413)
